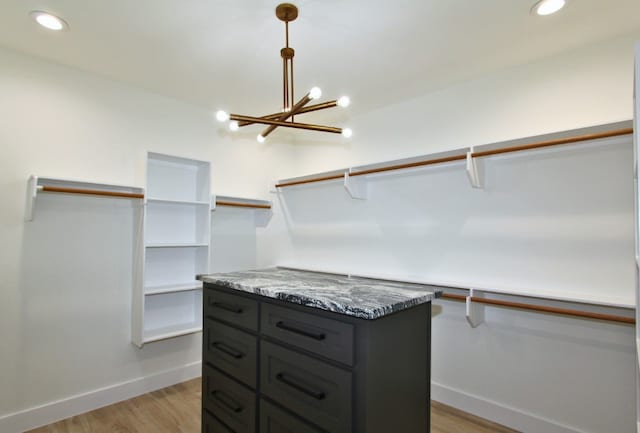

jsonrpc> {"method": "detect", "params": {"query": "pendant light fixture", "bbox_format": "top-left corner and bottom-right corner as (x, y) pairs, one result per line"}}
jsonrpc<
(216, 3), (352, 142)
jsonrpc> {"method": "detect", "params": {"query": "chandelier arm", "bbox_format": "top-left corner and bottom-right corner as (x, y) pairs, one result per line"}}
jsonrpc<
(230, 114), (342, 134)
(237, 101), (339, 127)
(260, 92), (313, 138)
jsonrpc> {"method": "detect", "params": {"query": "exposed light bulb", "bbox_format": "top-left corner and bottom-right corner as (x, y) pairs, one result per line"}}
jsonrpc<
(257, 134), (266, 143)
(215, 110), (229, 122)
(337, 96), (351, 108)
(229, 121), (239, 131)
(30, 11), (68, 31)
(531, 0), (566, 15)
(342, 128), (353, 138)
(309, 87), (322, 100)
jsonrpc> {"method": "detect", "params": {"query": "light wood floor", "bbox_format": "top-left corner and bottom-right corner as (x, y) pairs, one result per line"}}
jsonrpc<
(27, 379), (518, 433)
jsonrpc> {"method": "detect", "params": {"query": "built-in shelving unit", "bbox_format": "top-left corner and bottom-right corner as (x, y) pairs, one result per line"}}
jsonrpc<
(132, 152), (211, 347)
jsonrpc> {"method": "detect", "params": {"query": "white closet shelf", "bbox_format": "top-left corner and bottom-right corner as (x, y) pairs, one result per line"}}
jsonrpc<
(145, 282), (202, 295)
(143, 322), (203, 343)
(145, 242), (209, 248)
(26, 175), (144, 221)
(279, 264), (635, 309)
(274, 120), (633, 193)
(146, 198), (210, 206)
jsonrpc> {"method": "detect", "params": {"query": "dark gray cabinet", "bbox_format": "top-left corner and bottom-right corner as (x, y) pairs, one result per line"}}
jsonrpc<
(202, 284), (431, 433)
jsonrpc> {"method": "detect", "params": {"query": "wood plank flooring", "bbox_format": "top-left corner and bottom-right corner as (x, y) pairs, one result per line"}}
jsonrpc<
(27, 379), (518, 433)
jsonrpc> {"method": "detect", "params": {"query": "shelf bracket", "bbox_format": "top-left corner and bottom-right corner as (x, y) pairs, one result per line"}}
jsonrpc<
(466, 147), (483, 189)
(465, 289), (485, 328)
(344, 171), (368, 200)
(26, 175), (38, 221)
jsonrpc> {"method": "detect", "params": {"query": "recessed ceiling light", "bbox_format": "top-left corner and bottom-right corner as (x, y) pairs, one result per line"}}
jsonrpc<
(531, 0), (567, 16)
(30, 11), (69, 31)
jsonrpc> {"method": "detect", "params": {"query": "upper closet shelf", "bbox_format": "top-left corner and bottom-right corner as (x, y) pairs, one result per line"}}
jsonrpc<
(146, 198), (210, 206)
(26, 175), (144, 221)
(274, 121), (633, 199)
(212, 194), (272, 210)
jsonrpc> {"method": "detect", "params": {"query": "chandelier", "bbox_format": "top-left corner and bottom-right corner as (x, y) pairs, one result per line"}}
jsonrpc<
(215, 3), (351, 142)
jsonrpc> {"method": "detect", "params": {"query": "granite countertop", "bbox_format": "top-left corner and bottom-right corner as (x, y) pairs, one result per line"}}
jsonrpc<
(197, 267), (442, 320)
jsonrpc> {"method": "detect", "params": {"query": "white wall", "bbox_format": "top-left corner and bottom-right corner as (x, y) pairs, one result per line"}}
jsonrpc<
(0, 46), (294, 432)
(279, 133), (635, 306)
(291, 32), (639, 174)
(278, 32), (640, 433)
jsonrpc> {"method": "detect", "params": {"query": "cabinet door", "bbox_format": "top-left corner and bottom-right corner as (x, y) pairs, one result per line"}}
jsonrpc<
(203, 365), (256, 433)
(260, 341), (351, 433)
(260, 399), (324, 433)
(204, 287), (259, 331)
(204, 318), (257, 388)
(261, 303), (354, 366)
(203, 409), (236, 433)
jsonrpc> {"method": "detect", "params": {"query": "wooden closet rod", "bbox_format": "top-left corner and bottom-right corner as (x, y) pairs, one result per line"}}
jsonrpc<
(216, 200), (272, 209)
(441, 293), (467, 301)
(276, 173), (346, 188)
(275, 127), (633, 189)
(470, 128), (633, 158)
(440, 293), (634, 324)
(39, 185), (144, 199)
(349, 154), (467, 177)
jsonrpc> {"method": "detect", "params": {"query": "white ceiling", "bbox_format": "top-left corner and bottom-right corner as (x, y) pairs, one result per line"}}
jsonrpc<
(1, 0), (639, 117)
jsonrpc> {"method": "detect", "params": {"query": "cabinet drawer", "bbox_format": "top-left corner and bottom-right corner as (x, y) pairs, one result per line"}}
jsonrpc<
(261, 303), (354, 366)
(260, 399), (324, 433)
(204, 287), (258, 332)
(203, 365), (256, 433)
(260, 341), (351, 433)
(204, 318), (257, 388)
(203, 409), (236, 433)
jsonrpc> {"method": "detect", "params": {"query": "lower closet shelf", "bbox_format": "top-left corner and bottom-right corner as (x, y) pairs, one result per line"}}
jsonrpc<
(144, 282), (202, 295)
(142, 290), (203, 343)
(143, 322), (203, 343)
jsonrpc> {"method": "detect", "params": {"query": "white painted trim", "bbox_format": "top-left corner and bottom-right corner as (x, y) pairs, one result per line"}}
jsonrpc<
(432, 381), (583, 433)
(0, 361), (201, 433)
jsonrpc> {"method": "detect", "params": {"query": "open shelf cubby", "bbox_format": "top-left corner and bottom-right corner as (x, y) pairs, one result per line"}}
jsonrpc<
(145, 200), (210, 245)
(143, 290), (203, 343)
(144, 246), (208, 292)
(146, 152), (210, 202)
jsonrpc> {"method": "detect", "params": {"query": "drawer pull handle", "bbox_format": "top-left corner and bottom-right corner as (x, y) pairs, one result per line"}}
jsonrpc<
(212, 341), (244, 359)
(211, 301), (244, 314)
(275, 373), (326, 400)
(211, 390), (244, 413)
(275, 321), (326, 341)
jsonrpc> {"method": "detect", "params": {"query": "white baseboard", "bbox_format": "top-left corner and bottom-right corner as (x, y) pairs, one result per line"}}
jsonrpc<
(432, 381), (582, 433)
(0, 361), (201, 433)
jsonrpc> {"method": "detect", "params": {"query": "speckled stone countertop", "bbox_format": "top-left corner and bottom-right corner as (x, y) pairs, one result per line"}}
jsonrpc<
(197, 267), (442, 320)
